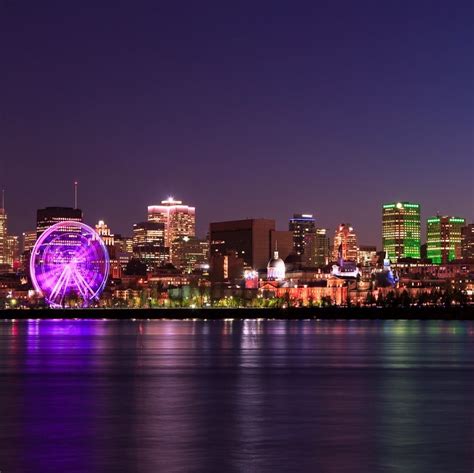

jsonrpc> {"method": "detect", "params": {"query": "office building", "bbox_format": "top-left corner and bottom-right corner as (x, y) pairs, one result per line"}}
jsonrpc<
(95, 220), (115, 247)
(382, 202), (421, 260)
(36, 207), (83, 238)
(302, 228), (330, 267)
(115, 235), (134, 254)
(289, 213), (316, 255)
(314, 228), (330, 266)
(210, 218), (277, 271)
(172, 236), (209, 273)
(22, 231), (37, 253)
(426, 216), (465, 264)
(112, 234), (134, 273)
(132, 221), (168, 271)
(5, 235), (19, 268)
(358, 245), (377, 266)
(209, 252), (244, 283)
(461, 224), (474, 260)
(332, 224), (358, 262)
(147, 197), (195, 262)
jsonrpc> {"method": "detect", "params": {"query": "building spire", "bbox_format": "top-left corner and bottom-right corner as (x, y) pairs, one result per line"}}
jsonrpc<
(1, 189), (4, 210)
(74, 181), (78, 209)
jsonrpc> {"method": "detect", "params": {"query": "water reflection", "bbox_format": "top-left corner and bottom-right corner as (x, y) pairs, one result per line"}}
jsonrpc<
(0, 319), (473, 472)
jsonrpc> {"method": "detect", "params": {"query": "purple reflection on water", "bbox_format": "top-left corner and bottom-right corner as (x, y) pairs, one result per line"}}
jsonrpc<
(0, 319), (473, 472)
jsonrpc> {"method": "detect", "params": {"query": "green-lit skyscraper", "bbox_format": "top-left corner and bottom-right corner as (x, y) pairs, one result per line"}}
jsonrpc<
(382, 202), (421, 261)
(426, 215), (465, 264)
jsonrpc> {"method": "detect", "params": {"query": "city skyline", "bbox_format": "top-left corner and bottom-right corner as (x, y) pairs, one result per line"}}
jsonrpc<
(1, 1), (473, 243)
(0, 4), (473, 472)
(0, 187), (472, 247)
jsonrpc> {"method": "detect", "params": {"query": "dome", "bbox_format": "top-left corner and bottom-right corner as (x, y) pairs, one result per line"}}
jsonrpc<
(267, 250), (286, 280)
(268, 257), (284, 269)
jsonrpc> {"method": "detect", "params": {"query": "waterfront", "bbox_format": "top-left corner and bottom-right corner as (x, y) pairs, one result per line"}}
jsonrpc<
(0, 319), (473, 472)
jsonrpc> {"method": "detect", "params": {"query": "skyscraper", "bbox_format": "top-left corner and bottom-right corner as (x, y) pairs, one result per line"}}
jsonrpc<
(382, 202), (421, 261)
(289, 214), (316, 255)
(147, 197), (195, 262)
(36, 207), (83, 238)
(20, 230), (37, 273)
(172, 236), (209, 273)
(209, 218), (276, 271)
(5, 235), (19, 268)
(461, 224), (474, 261)
(314, 228), (330, 266)
(132, 221), (167, 271)
(301, 228), (330, 267)
(426, 216), (466, 264)
(22, 231), (37, 253)
(332, 224), (358, 262)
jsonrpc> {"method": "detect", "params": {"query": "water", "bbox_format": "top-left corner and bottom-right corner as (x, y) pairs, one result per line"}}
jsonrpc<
(0, 319), (472, 473)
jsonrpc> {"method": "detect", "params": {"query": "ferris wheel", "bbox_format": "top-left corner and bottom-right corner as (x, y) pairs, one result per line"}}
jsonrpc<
(30, 221), (110, 307)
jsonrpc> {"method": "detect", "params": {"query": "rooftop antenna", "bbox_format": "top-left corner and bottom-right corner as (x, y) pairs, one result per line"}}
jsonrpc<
(1, 189), (4, 210)
(74, 181), (78, 209)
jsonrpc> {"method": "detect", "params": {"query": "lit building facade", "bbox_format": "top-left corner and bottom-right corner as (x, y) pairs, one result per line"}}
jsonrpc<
(302, 228), (330, 267)
(172, 236), (209, 273)
(358, 245), (377, 265)
(332, 224), (358, 262)
(5, 235), (19, 268)
(314, 228), (330, 266)
(22, 231), (37, 253)
(209, 252), (244, 283)
(36, 207), (83, 238)
(147, 197), (195, 262)
(112, 235), (134, 274)
(382, 202), (421, 261)
(95, 220), (115, 247)
(462, 224), (474, 261)
(426, 216), (465, 264)
(289, 214), (316, 255)
(132, 221), (168, 271)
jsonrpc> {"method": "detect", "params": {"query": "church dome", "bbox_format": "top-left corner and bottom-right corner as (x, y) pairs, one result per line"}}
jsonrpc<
(267, 250), (286, 280)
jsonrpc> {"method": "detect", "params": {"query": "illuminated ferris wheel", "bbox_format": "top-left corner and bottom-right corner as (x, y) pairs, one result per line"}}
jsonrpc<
(30, 221), (110, 307)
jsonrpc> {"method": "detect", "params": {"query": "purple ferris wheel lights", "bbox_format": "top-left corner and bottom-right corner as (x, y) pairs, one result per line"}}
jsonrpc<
(30, 221), (110, 308)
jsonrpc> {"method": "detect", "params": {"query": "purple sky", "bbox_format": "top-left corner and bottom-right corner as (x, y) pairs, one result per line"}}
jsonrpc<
(1, 1), (473, 245)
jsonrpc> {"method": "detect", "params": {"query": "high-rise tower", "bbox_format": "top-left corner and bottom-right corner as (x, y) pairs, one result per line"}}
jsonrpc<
(332, 224), (358, 262)
(289, 214), (316, 255)
(36, 207), (83, 238)
(382, 202), (421, 261)
(426, 215), (465, 263)
(147, 197), (195, 262)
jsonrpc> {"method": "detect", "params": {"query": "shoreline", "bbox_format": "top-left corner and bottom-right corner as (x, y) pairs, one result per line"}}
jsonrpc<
(1, 306), (474, 320)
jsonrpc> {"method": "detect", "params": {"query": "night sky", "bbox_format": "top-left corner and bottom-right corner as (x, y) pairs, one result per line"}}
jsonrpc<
(1, 1), (473, 245)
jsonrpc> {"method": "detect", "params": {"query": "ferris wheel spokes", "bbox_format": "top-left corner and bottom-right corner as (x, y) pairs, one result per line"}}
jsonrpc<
(30, 221), (110, 308)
